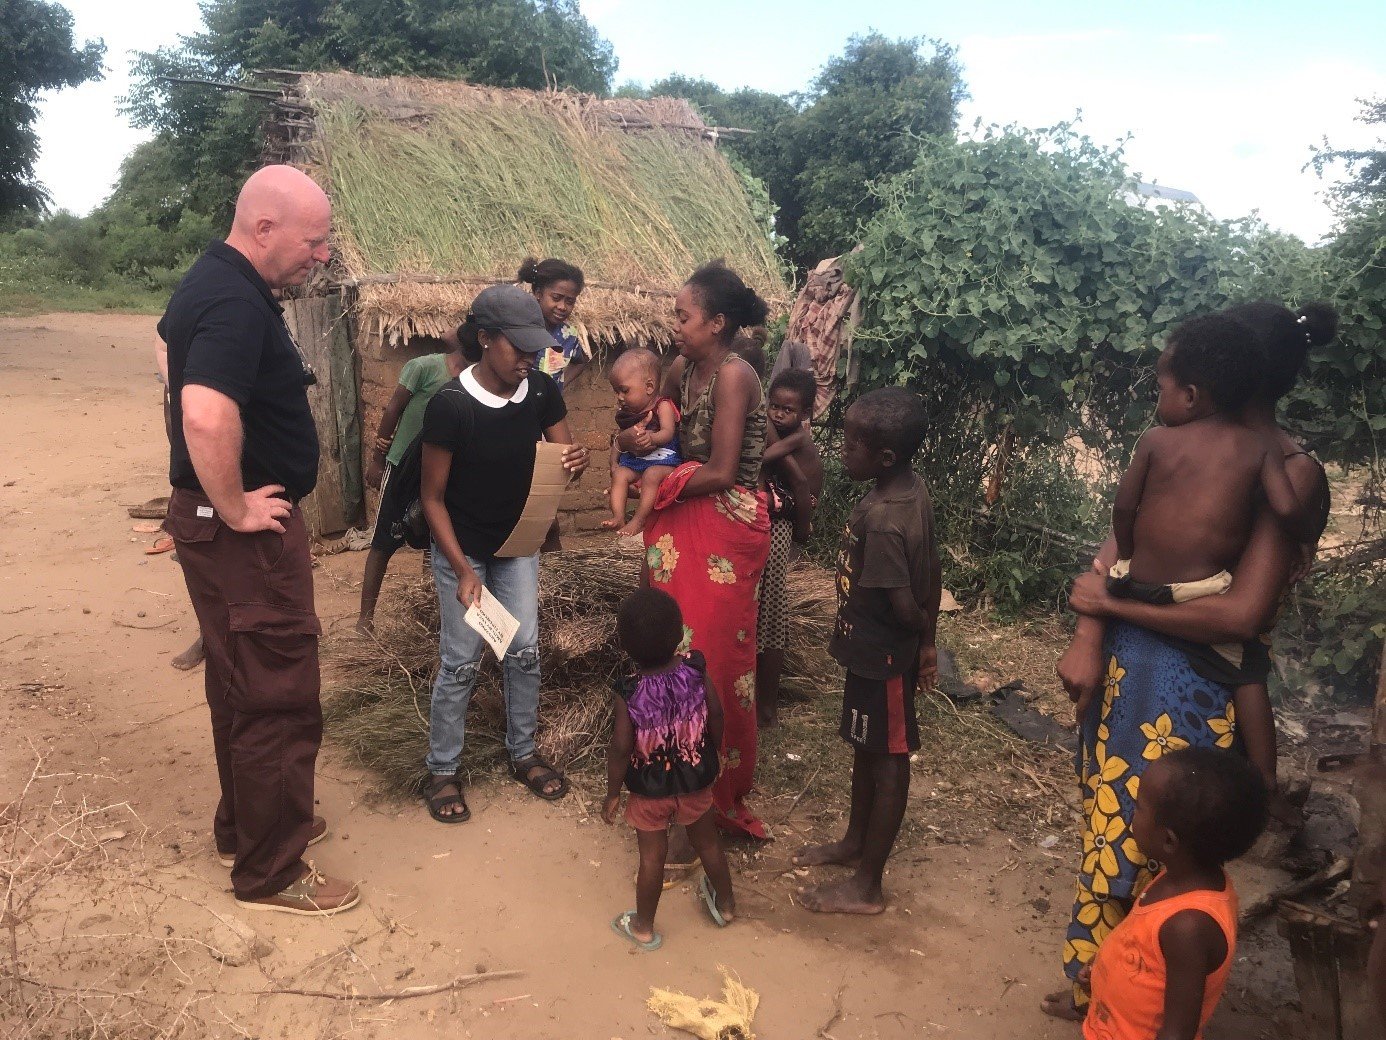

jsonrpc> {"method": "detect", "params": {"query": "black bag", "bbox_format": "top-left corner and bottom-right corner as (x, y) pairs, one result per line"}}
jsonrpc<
(384, 380), (485, 551)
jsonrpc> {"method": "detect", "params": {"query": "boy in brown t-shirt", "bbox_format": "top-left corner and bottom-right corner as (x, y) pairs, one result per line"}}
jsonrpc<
(793, 387), (941, 915)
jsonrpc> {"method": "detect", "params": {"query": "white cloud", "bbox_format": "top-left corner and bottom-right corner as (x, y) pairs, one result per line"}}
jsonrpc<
(31, 0), (205, 215)
(957, 32), (1386, 242)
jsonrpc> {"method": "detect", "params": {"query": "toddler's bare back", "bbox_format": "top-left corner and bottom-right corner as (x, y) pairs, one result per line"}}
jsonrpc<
(1128, 419), (1267, 585)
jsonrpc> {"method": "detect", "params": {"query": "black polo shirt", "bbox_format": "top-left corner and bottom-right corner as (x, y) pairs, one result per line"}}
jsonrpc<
(158, 241), (319, 501)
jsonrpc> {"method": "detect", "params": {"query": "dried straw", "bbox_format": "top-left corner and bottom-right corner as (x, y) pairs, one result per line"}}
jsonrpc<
(293, 72), (789, 348)
(324, 548), (838, 797)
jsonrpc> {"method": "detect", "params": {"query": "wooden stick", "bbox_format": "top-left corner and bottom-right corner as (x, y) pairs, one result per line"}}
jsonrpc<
(240, 968), (521, 1001)
(1373, 640), (1386, 757)
(818, 983), (846, 1039)
(1240, 857), (1352, 922)
(341, 273), (677, 297)
(104, 703), (201, 739)
(159, 77), (281, 98)
(601, 116), (754, 136)
(780, 765), (822, 824)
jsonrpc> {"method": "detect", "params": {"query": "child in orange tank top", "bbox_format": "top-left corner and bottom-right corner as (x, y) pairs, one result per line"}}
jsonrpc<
(1082, 747), (1268, 1040)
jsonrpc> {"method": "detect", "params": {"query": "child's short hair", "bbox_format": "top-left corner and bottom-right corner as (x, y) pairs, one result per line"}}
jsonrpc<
(769, 368), (816, 414)
(1155, 747), (1268, 869)
(610, 347), (660, 385)
(732, 326), (768, 378)
(848, 387), (928, 462)
(1164, 315), (1265, 412)
(616, 588), (684, 669)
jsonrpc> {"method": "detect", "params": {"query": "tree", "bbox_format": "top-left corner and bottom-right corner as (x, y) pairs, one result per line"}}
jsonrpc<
(644, 75), (795, 194)
(0, 0), (104, 215)
(124, 0), (616, 225)
(1312, 95), (1385, 207)
(635, 35), (965, 271)
(787, 33), (965, 268)
(94, 136), (218, 285)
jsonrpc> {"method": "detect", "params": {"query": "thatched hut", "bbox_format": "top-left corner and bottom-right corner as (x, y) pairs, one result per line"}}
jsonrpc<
(259, 71), (788, 538)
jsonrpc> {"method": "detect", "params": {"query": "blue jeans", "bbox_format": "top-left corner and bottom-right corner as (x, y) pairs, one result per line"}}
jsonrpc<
(426, 548), (541, 775)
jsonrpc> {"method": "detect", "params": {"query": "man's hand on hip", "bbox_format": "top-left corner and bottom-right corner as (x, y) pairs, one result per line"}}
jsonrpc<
(222, 485), (292, 534)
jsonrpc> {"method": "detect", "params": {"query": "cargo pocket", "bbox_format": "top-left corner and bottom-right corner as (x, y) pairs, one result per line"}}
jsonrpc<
(164, 513), (219, 545)
(225, 602), (323, 714)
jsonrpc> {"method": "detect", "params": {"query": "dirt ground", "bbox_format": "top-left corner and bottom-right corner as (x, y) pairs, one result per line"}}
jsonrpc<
(0, 312), (1309, 1039)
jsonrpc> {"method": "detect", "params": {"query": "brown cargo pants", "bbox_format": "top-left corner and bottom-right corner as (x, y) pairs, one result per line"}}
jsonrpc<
(165, 488), (323, 899)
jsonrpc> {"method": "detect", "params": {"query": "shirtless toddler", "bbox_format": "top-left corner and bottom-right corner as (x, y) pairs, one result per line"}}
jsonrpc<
(1109, 314), (1314, 790)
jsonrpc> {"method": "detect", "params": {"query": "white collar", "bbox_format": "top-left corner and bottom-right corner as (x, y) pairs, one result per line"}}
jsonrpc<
(460, 365), (529, 408)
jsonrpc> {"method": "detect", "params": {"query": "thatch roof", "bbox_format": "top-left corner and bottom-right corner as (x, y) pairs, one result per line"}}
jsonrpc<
(278, 72), (789, 348)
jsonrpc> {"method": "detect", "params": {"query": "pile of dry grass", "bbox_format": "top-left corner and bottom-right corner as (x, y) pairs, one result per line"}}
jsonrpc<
(326, 549), (1074, 848)
(324, 548), (838, 797)
(296, 72), (788, 347)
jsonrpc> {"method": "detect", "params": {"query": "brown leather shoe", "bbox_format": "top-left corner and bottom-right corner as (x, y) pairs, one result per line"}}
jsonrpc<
(234, 863), (360, 917)
(217, 815), (327, 868)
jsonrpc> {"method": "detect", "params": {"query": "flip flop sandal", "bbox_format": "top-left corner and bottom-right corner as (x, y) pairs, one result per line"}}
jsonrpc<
(610, 911), (662, 951)
(697, 872), (730, 927)
(145, 535), (175, 555)
(423, 775), (470, 824)
(510, 755), (568, 801)
(127, 497), (170, 520)
(131, 522), (163, 534)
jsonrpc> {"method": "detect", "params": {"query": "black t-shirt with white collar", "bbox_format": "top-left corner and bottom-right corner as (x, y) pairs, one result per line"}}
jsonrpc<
(420, 366), (566, 558)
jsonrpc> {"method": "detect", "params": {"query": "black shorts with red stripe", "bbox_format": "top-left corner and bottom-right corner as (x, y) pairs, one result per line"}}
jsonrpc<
(839, 667), (919, 755)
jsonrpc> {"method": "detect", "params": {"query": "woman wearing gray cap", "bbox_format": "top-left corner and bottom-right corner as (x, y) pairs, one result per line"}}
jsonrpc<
(418, 284), (590, 822)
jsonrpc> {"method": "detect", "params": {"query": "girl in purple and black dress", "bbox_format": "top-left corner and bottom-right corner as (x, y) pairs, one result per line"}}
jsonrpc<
(601, 588), (735, 951)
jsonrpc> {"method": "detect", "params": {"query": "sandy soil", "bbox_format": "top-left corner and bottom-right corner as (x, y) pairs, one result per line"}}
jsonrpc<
(0, 312), (1306, 1038)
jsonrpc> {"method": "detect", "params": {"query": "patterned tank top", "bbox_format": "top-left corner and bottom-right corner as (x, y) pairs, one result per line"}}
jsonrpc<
(678, 351), (765, 490)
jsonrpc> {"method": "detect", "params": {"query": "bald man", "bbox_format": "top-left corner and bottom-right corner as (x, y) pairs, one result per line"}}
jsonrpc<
(159, 165), (359, 915)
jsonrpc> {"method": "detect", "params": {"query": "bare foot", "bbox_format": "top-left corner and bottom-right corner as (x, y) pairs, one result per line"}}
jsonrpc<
(1041, 990), (1086, 1021)
(627, 915), (657, 943)
(792, 840), (861, 868)
(757, 706), (779, 729)
(598, 516), (624, 530)
(614, 519), (645, 538)
(354, 616), (374, 637)
(796, 876), (885, 915)
(170, 637), (204, 671)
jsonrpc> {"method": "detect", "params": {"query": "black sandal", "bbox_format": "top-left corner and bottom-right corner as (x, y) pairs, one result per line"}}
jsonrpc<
(424, 774), (470, 823)
(510, 755), (568, 801)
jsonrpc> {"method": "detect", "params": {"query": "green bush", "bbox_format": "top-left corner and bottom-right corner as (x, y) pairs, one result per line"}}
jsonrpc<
(807, 436), (1110, 618)
(823, 121), (1381, 697)
(1275, 563), (1385, 702)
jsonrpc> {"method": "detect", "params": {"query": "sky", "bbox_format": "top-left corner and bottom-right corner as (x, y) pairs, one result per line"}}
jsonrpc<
(31, 0), (1386, 243)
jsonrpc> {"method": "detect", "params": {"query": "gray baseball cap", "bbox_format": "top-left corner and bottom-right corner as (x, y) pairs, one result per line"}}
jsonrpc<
(470, 284), (554, 354)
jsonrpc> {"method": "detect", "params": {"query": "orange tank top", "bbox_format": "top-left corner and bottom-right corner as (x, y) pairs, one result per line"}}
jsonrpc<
(1083, 871), (1238, 1040)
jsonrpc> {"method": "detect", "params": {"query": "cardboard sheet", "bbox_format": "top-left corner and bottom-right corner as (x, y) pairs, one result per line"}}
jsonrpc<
(494, 441), (571, 558)
(463, 586), (520, 660)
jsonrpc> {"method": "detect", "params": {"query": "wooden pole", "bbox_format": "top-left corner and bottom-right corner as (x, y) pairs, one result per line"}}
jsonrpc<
(159, 76), (282, 98)
(1350, 642), (1386, 915)
(341, 273), (679, 297)
(1373, 640), (1386, 761)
